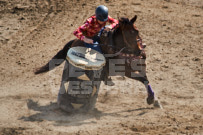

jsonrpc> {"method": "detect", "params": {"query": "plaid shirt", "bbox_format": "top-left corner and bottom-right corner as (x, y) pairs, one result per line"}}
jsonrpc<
(73, 15), (118, 40)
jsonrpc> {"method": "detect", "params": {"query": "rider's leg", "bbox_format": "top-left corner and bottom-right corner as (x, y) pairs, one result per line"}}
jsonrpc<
(94, 31), (115, 86)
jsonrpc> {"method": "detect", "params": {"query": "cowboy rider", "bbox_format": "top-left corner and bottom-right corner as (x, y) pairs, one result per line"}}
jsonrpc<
(73, 5), (118, 86)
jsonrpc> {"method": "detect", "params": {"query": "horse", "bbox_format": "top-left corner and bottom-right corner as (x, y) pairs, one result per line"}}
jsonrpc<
(35, 15), (162, 113)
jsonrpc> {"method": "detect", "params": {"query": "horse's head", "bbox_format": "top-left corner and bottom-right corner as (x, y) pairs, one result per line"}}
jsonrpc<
(101, 15), (145, 58)
(117, 15), (145, 55)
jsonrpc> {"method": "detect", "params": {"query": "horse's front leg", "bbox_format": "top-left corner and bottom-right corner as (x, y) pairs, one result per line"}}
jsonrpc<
(127, 71), (162, 108)
(146, 84), (162, 108)
(126, 60), (162, 108)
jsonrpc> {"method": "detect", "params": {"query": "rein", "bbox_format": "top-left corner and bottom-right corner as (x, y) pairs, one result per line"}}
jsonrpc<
(92, 43), (126, 57)
(93, 27), (142, 58)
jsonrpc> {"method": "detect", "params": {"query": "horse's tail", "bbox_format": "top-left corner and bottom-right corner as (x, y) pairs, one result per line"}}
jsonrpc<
(34, 40), (75, 74)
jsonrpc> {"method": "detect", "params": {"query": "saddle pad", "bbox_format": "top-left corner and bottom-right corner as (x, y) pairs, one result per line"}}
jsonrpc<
(66, 46), (106, 70)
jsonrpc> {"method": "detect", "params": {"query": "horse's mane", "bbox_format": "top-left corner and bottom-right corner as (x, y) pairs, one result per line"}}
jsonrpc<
(112, 17), (131, 33)
(119, 17), (130, 24)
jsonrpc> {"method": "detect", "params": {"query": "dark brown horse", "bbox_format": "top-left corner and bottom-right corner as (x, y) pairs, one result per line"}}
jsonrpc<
(35, 15), (162, 112)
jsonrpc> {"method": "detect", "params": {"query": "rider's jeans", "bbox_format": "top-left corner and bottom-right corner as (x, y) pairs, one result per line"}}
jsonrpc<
(84, 26), (108, 53)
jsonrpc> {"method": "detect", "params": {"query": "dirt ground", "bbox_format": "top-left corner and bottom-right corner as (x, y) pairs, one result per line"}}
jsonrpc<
(0, 0), (202, 134)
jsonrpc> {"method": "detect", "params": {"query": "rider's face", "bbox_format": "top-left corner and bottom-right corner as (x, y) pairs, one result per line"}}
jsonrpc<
(97, 20), (105, 24)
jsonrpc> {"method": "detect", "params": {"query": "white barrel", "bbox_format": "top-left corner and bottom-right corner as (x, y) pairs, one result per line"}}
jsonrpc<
(66, 46), (106, 70)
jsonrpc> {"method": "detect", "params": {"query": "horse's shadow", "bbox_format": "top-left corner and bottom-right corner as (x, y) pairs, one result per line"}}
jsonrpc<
(19, 99), (153, 127)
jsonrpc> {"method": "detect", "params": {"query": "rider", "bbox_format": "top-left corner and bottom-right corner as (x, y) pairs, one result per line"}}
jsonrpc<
(73, 5), (118, 86)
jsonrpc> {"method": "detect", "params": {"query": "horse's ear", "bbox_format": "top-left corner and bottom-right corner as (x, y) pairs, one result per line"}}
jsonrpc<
(130, 15), (137, 24)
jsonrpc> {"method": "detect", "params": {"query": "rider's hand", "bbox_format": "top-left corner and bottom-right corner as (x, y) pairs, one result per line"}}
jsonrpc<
(83, 37), (93, 44)
(104, 26), (112, 32)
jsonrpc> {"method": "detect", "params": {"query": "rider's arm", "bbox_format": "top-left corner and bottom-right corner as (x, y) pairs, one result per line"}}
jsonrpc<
(73, 27), (93, 44)
(73, 17), (93, 41)
(73, 23), (93, 44)
(73, 24), (87, 41)
(107, 16), (119, 29)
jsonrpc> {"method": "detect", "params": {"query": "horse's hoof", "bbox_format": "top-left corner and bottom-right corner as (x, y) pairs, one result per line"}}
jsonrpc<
(104, 77), (115, 86)
(105, 81), (115, 86)
(147, 95), (155, 105)
(153, 100), (163, 109)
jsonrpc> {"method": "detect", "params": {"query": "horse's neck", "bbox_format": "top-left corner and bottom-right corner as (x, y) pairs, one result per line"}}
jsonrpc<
(112, 28), (125, 46)
(100, 31), (113, 46)
(100, 28), (125, 55)
(108, 31), (114, 46)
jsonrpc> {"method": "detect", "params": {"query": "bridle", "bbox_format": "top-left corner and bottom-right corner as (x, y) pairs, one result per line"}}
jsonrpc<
(122, 30), (142, 49)
(94, 27), (142, 57)
(92, 43), (126, 57)
(107, 28), (142, 57)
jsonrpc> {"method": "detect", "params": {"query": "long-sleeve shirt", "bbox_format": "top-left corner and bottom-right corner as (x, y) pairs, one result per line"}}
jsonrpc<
(73, 15), (118, 40)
